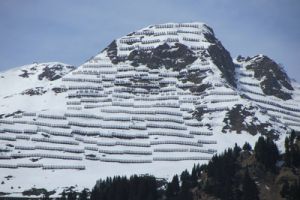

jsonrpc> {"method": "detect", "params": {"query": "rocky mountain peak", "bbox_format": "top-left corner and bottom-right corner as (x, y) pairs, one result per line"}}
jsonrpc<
(236, 54), (293, 100)
(101, 22), (236, 87)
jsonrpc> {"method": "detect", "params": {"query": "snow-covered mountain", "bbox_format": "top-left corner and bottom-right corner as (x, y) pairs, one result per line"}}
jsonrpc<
(0, 22), (299, 197)
(0, 62), (75, 115)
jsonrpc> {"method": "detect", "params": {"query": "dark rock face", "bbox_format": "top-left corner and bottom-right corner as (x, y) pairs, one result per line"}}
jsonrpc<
(181, 69), (211, 84)
(178, 69), (212, 94)
(190, 83), (212, 94)
(106, 40), (119, 64)
(201, 29), (236, 87)
(21, 87), (47, 96)
(19, 70), (34, 78)
(222, 104), (278, 139)
(193, 107), (206, 121)
(245, 56), (293, 100)
(207, 43), (236, 87)
(38, 64), (75, 81)
(52, 87), (67, 93)
(127, 43), (197, 71)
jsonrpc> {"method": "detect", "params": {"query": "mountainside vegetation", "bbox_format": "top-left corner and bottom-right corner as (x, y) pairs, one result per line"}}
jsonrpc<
(53, 131), (300, 200)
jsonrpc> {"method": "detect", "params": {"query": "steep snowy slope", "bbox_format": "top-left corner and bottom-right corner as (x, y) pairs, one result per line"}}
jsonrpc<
(0, 22), (299, 197)
(235, 55), (300, 133)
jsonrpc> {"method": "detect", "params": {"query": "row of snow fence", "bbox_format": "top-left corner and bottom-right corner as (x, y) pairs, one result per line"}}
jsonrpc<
(11, 153), (82, 160)
(135, 30), (154, 35)
(210, 98), (239, 103)
(117, 66), (135, 72)
(98, 149), (152, 155)
(114, 80), (132, 85)
(189, 131), (213, 136)
(153, 156), (211, 161)
(146, 123), (187, 130)
(38, 128), (72, 137)
(180, 107), (194, 112)
(84, 146), (99, 151)
(100, 157), (152, 163)
(16, 144), (85, 154)
(197, 140), (217, 144)
(145, 117), (184, 124)
(115, 73), (134, 78)
(190, 46), (205, 50)
(141, 39), (160, 44)
(119, 46), (135, 51)
(68, 85), (103, 91)
(102, 77), (115, 81)
(97, 141), (150, 147)
(159, 72), (180, 77)
(150, 140), (203, 147)
(177, 29), (202, 35)
(119, 38), (141, 43)
(154, 24), (174, 28)
(31, 137), (79, 145)
(245, 95), (300, 113)
(38, 114), (66, 120)
(112, 94), (134, 99)
(148, 131), (193, 138)
(185, 122), (204, 127)
(153, 148), (188, 152)
(67, 106), (82, 110)
(283, 116), (300, 123)
(190, 148), (217, 154)
(62, 77), (102, 83)
(83, 63), (112, 68)
(67, 101), (81, 105)
(241, 88), (264, 96)
(65, 113), (100, 119)
(183, 37), (200, 42)
(0, 135), (16, 141)
(43, 165), (85, 170)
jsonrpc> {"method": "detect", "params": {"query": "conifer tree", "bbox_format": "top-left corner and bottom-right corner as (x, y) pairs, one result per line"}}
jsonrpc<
(242, 169), (259, 200)
(243, 142), (252, 151)
(254, 136), (279, 171)
(67, 191), (77, 200)
(79, 189), (88, 200)
(191, 164), (198, 187)
(285, 137), (291, 167)
(233, 143), (242, 158)
(61, 190), (67, 200)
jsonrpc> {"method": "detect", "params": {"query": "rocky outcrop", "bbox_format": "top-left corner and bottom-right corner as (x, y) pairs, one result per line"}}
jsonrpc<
(106, 40), (119, 64)
(38, 64), (75, 81)
(202, 25), (236, 87)
(21, 87), (47, 96)
(128, 43), (197, 71)
(245, 55), (293, 100)
(222, 104), (280, 139)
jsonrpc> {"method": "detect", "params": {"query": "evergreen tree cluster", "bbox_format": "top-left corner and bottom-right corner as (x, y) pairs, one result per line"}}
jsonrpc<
(58, 133), (300, 200)
(242, 169), (259, 200)
(165, 164), (205, 200)
(284, 130), (300, 167)
(60, 189), (88, 200)
(203, 144), (258, 200)
(242, 142), (252, 151)
(90, 175), (157, 200)
(70, 143), (258, 200)
(254, 136), (279, 171)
